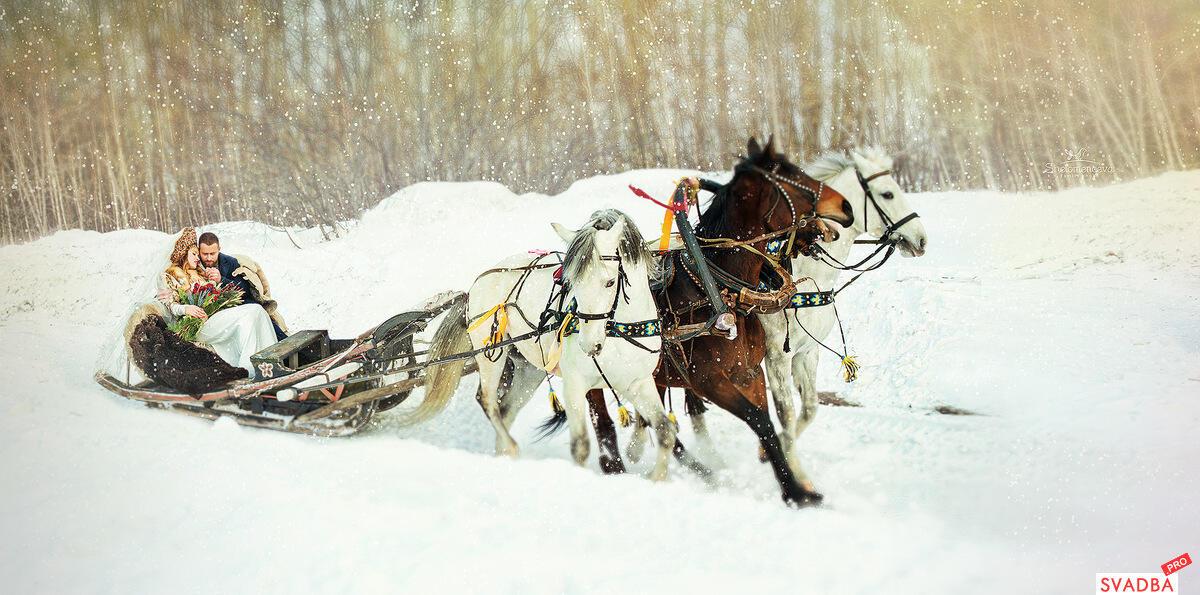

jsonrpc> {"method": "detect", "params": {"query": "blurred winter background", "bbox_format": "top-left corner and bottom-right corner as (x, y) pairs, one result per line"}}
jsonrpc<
(1, 0), (1198, 244)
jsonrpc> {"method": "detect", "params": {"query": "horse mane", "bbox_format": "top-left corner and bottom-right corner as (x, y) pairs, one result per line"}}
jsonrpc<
(806, 148), (894, 183)
(805, 152), (855, 182)
(696, 147), (805, 239)
(562, 208), (654, 289)
(855, 146), (895, 171)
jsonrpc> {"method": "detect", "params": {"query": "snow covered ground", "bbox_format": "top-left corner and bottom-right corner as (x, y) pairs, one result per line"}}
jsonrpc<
(1, 169), (1197, 594)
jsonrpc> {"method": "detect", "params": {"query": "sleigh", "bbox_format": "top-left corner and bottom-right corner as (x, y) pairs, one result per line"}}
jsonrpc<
(94, 291), (474, 437)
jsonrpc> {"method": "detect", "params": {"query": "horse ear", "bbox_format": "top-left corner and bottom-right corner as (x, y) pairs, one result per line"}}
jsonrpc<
(763, 134), (776, 159)
(551, 222), (576, 244)
(747, 136), (762, 158)
(849, 150), (871, 172)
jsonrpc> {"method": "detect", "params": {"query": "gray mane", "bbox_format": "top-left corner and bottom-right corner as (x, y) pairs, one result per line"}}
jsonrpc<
(562, 208), (655, 288)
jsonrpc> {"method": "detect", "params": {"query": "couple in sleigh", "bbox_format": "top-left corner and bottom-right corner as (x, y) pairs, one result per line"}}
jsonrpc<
(111, 227), (289, 393)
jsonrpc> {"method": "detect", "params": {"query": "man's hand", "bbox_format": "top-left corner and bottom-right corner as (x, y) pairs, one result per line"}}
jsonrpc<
(204, 268), (221, 283)
(182, 305), (208, 320)
(157, 289), (173, 302)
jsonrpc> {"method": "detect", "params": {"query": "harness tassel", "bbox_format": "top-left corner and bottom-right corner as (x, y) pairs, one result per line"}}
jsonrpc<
(841, 355), (860, 383)
(548, 386), (565, 414)
(667, 411), (679, 430)
(617, 405), (632, 428)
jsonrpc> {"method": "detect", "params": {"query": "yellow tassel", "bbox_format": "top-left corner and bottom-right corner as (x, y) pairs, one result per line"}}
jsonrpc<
(658, 208), (674, 251)
(617, 406), (632, 428)
(667, 411), (678, 430)
(841, 355), (860, 383)
(548, 388), (564, 413)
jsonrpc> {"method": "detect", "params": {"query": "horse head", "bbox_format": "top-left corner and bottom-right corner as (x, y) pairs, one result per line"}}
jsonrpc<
(553, 211), (640, 358)
(727, 136), (854, 246)
(848, 148), (928, 257)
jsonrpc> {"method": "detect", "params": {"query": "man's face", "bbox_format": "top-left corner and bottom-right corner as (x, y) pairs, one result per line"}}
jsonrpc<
(199, 242), (220, 268)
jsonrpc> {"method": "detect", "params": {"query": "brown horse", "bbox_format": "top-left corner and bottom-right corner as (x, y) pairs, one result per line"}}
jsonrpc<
(588, 137), (853, 506)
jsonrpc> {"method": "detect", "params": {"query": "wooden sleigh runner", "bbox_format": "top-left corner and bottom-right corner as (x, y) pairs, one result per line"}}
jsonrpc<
(94, 291), (476, 437)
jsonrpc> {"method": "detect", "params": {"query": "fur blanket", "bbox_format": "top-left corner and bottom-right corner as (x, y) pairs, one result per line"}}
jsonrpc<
(125, 304), (247, 394)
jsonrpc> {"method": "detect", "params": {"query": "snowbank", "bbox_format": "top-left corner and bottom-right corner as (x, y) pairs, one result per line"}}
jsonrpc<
(1, 169), (1198, 594)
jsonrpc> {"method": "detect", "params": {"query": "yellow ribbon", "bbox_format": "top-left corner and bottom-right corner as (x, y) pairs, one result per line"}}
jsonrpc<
(467, 302), (508, 347)
(541, 312), (575, 373)
(658, 208), (674, 251)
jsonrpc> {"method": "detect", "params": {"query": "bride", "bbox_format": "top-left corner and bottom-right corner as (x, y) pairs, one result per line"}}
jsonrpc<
(157, 227), (278, 373)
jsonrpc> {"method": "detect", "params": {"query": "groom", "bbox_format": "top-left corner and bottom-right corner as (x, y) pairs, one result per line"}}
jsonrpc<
(198, 232), (288, 341)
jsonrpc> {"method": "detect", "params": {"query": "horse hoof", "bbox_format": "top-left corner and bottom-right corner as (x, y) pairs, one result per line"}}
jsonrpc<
(783, 489), (824, 508)
(599, 456), (627, 475)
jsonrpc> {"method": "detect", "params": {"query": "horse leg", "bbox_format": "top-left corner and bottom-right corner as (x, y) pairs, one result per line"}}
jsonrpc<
(498, 354), (546, 428)
(712, 370), (823, 507)
(587, 388), (626, 474)
(791, 348), (820, 437)
(765, 341), (797, 463)
(626, 409), (651, 464)
(684, 390), (721, 461)
(618, 377), (677, 481)
(559, 373), (592, 467)
(474, 351), (520, 457)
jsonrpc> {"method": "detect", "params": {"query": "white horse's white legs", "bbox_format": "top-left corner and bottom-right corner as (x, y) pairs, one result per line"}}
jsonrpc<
(685, 392), (723, 464)
(620, 378), (676, 481)
(559, 372), (593, 467)
(475, 348), (520, 458)
(626, 415), (650, 464)
(765, 339), (798, 460)
(499, 356), (547, 428)
(791, 348), (820, 437)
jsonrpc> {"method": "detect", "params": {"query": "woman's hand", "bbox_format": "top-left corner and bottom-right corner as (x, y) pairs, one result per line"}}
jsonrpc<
(182, 305), (208, 320)
(204, 268), (221, 283)
(157, 289), (173, 302)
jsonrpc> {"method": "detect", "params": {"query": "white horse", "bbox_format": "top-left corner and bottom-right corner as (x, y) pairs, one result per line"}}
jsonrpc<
(641, 149), (928, 476)
(404, 209), (685, 480)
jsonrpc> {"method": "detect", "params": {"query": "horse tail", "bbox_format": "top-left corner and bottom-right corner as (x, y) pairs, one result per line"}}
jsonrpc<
(533, 408), (568, 441)
(392, 298), (472, 427)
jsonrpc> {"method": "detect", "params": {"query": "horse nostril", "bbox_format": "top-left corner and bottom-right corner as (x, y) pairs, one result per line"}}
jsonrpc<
(919, 237), (927, 250)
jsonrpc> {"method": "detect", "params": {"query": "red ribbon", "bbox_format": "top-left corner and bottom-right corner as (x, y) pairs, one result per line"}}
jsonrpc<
(628, 185), (687, 212)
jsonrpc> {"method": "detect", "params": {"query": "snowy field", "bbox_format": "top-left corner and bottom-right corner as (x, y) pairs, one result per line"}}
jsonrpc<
(1, 170), (1198, 594)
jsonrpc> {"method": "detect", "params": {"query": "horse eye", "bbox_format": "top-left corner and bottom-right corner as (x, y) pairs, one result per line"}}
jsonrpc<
(605, 279), (616, 288)
(881, 191), (894, 200)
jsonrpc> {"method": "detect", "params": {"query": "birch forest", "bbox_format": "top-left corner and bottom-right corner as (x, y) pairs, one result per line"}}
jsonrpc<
(1, 0), (1197, 243)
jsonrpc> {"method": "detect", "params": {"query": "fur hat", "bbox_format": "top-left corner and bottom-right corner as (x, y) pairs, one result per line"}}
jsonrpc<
(170, 227), (197, 267)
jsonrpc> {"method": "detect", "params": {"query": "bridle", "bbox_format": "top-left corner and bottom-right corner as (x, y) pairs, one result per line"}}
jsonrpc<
(561, 254), (628, 325)
(807, 166), (921, 290)
(853, 167), (921, 247)
(750, 164), (825, 259)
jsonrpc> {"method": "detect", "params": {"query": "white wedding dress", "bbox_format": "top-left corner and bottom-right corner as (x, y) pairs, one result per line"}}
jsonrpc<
(193, 303), (279, 373)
